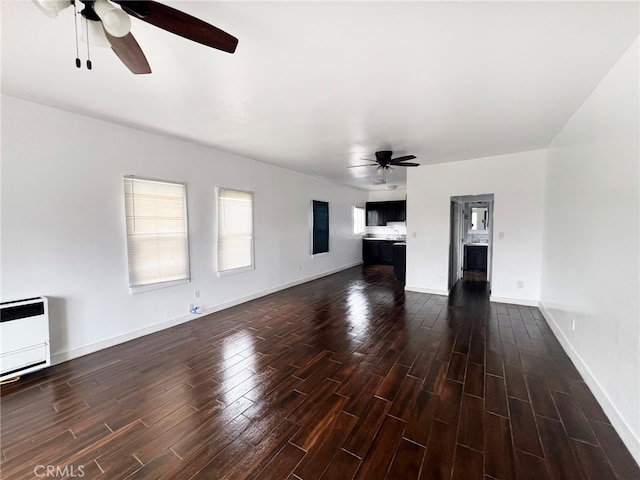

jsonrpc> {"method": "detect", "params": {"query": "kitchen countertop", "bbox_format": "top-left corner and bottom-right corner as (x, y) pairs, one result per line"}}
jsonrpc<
(363, 237), (406, 241)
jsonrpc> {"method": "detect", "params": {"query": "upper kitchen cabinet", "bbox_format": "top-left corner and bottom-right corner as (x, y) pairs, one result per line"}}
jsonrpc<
(366, 202), (384, 226)
(365, 200), (406, 226)
(385, 200), (406, 222)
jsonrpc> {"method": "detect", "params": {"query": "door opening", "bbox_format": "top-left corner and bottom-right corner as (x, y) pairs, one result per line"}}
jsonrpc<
(448, 194), (494, 292)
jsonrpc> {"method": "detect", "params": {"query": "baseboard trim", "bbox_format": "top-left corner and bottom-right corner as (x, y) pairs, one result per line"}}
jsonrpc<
(198, 261), (363, 316)
(403, 289), (540, 308)
(51, 262), (363, 366)
(51, 313), (196, 365)
(489, 295), (539, 307)
(404, 285), (448, 296)
(538, 302), (640, 466)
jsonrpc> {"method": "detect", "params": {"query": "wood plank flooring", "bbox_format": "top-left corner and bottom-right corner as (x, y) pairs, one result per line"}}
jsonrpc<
(1, 265), (638, 479)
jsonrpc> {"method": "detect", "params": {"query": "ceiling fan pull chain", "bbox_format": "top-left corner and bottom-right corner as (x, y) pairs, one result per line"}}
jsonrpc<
(84, 17), (92, 70)
(73, 1), (80, 68)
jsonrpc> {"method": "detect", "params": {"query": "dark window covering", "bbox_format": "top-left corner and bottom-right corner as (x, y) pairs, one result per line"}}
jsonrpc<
(312, 200), (329, 254)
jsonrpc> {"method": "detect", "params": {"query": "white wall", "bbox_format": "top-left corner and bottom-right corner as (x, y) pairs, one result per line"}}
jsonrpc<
(368, 188), (407, 202)
(406, 150), (546, 304)
(540, 39), (639, 461)
(1, 96), (367, 363)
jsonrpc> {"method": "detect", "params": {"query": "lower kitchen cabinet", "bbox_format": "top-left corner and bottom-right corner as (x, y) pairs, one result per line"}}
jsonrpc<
(363, 239), (400, 266)
(379, 242), (394, 265)
(393, 243), (406, 283)
(363, 240), (381, 265)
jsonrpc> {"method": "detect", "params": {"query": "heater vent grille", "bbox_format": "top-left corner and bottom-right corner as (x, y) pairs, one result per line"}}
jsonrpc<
(0, 297), (50, 381)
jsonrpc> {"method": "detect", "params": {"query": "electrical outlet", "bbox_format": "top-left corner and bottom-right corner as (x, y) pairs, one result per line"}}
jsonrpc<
(298, 265), (302, 272)
(517, 281), (524, 289)
(411, 232), (417, 238)
(194, 290), (200, 298)
(572, 318), (576, 331)
(498, 232), (505, 240)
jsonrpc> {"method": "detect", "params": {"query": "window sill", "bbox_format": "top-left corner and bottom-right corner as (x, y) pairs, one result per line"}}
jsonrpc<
(129, 278), (190, 294)
(218, 265), (255, 277)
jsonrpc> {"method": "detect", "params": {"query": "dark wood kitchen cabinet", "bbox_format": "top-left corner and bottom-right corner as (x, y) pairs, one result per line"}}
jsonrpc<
(363, 239), (398, 266)
(363, 240), (380, 265)
(385, 200), (406, 222)
(365, 200), (406, 226)
(393, 243), (406, 283)
(366, 202), (385, 226)
(379, 242), (394, 264)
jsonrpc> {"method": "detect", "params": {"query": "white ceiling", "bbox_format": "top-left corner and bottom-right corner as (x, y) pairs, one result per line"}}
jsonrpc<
(2, 1), (638, 190)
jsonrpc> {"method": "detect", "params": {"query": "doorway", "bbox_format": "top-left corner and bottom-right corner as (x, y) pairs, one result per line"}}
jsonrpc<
(448, 194), (494, 292)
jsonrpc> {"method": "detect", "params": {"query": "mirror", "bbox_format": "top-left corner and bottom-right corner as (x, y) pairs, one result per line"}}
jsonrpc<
(471, 207), (488, 231)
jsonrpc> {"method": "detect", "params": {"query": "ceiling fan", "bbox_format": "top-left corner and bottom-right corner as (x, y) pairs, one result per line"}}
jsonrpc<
(33, 0), (238, 74)
(348, 150), (420, 184)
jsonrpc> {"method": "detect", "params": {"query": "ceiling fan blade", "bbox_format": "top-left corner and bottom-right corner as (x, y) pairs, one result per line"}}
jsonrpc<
(390, 155), (417, 164)
(104, 29), (152, 74)
(347, 163), (378, 168)
(113, 1), (238, 53)
(393, 162), (420, 167)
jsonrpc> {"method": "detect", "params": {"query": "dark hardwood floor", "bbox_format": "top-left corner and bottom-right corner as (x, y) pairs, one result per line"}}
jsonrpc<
(1, 265), (638, 479)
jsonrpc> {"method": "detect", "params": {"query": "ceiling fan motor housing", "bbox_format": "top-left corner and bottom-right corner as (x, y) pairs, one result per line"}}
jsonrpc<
(375, 150), (393, 166)
(79, 0), (100, 21)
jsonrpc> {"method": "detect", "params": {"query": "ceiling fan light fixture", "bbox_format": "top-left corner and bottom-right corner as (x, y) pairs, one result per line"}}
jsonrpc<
(33, 0), (239, 74)
(347, 150), (419, 188)
(32, 0), (71, 18)
(94, 0), (131, 37)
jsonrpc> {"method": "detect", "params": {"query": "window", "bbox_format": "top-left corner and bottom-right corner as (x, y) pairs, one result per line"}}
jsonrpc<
(353, 206), (365, 235)
(312, 200), (329, 255)
(217, 188), (254, 274)
(123, 177), (190, 290)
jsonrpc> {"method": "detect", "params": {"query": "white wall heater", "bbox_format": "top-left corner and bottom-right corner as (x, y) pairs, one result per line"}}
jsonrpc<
(0, 297), (50, 381)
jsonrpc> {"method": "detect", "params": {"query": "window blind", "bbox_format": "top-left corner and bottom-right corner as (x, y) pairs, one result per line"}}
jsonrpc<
(217, 188), (254, 273)
(124, 177), (190, 288)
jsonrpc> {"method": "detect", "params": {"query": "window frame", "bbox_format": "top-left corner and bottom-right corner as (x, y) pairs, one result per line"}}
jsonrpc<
(216, 187), (255, 276)
(353, 205), (366, 235)
(311, 200), (329, 256)
(123, 175), (191, 294)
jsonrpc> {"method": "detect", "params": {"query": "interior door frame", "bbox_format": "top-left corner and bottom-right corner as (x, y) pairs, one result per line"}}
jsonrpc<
(487, 199), (494, 292)
(448, 194), (494, 292)
(448, 198), (463, 290)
